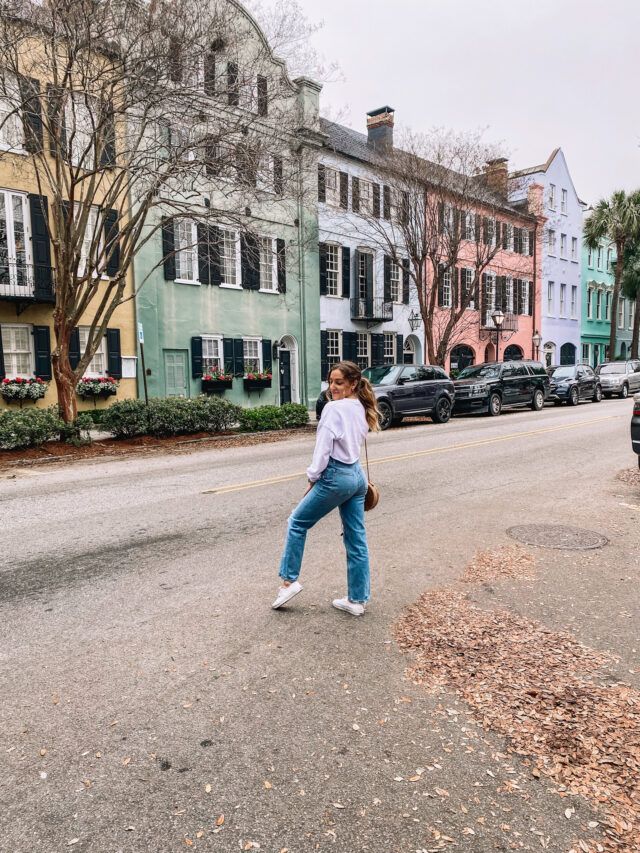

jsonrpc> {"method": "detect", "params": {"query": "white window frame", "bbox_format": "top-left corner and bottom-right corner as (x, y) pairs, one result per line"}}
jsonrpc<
(383, 332), (395, 365)
(597, 247), (603, 270)
(571, 237), (578, 261)
(548, 229), (556, 256)
(242, 336), (262, 374)
(76, 203), (104, 278)
(325, 244), (341, 298)
(547, 281), (554, 316)
(325, 167), (340, 207)
(174, 218), (199, 284)
(390, 259), (401, 303)
(464, 212), (476, 242)
(359, 179), (373, 216)
(582, 343), (590, 364)
(605, 291), (611, 321)
(356, 332), (370, 369)
(326, 329), (342, 363)
(462, 268), (476, 310)
(630, 301), (636, 331)
(357, 250), (372, 300)
(202, 335), (223, 374)
(559, 283), (566, 317)
(258, 236), (278, 293)
(587, 287), (593, 320)
(618, 299), (625, 329)
(78, 326), (107, 377)
(548, 184), (556, 210)
(0, 73), (25, 152)
(256, 153), (275, 193)
(0, 190), (33, 291)
(560, 233), (567, 258)
(596, 290), (602, 321)
(505, 276), (514, 314)
(561, 188), (568, 214)
(521, 280), (531, 316)
(219, 228), (241, 288)
(571, 285), (577, 319)
(505, 223), (514, 252)
(587, 247), (593, 267)
(441, 267), (452, 308)
(0, 323), (33, 378)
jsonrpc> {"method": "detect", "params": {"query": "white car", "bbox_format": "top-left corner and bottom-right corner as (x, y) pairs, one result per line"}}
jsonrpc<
(596, 360), (640, 399)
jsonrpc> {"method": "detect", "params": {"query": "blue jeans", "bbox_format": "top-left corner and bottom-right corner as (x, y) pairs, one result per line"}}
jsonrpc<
(279, 458), (370, 603)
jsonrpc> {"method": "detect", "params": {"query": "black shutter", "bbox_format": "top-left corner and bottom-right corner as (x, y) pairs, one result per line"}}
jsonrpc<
(515, 279), (523, 314)
(383, 255), (392, 302)
(452, 208), (460, 239)
(402, 258), (410, 304)
(222, 337), (234, 374)
(33, 325), (52, 380)
(341, 246), (351, 298)
(437, 263), (445, 307)
(233, 338), (244, 376)
(373, 183), (381, 219)
(18, 76), (43, 153)
(257, 75), (268, 117)
(474, 213), (481, 243)
(320, 330), (328, 383)
(318, 164), (326, 202)
(69, 327), (80, 370)
(452, 268), (459, 308)
(227, 62), (239, 106)
(396, 334), (404, 364)
(104, 209), (120, 277)
(371, 333), (384, 366)
(342, 331), (357, 363)
(262, 339), (272, 375)
(273, 157), (283, 194)
(319, 242), (327, 295)
(474, 273), (480, 308)
(502, 223), (509, 250)
(46, 84), (66, 157)
(106, 328), (122, 379)
(365, 252), (374, 300)
(161, 217), (175, 280)
(514, 227), (521, 254)
(0, 328), (4, 379)
(276, 238), (286, 293)
(438, 202), (445, 234)
(482, 217), (490, 245)
(28, 194), (53, 297)
(383, 185), (391, 219)
(528, 279), (534, 315)
(529, 229), (535, 256)
(494, 221), (501, 248)
(351, 176), (360, 213)
(499, 276), (507, 312)
(99, 103), (116, 167)
(197, 223), (211, 285)
(204, 50), (216, 95)
(209, 226), (222, 286)
(339, 172), (348, 209)
(480, 273), (487, 319)
(191, 336), (203, 379)
(240, 233), (260, 290)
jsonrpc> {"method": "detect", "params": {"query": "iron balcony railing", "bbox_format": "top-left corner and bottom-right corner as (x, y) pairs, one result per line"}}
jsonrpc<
(350, 297), (393, 323)
(0, 263), (56, 303)
(481, 310), (518, 333)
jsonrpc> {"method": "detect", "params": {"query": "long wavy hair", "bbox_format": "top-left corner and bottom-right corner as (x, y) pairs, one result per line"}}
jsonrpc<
(327, 361), (381, 432)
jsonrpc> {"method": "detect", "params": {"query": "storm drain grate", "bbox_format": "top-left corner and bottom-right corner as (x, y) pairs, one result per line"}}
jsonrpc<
(506, 524), (609, 551)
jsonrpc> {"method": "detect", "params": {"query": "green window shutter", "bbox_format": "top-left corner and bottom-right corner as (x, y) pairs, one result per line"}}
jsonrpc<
(191, 336), (203, 378)
(69, 327), (80, 370)
(46, 84), (66, 157)
(233, 338), (244, 375)
(227, 62), (239, 106)
(262, 339), (272, 375)
(18, 76), (43, 153)
(341, 246), (350, 298)
(222, 338), (234, 374)
(320, 330), (328, 383)
(197, 223), (211, 285)
(529, 230), (535, 256)
(402, 259), (410, 304)
(276, 238), (286, 293)
(161, 217), (175, 280)
(33, 325), (52, 380)
(319, 242), (327, 295)
(273, 157), (283, 194)
(528, 280), (534, 315)
(438, 202), (445, 234)
(204, 50), (216, 95)
(99, 102), (116, 167)
(106, 328), (122, 379)
(371, 334), (384, 366)
(437, 263), (445, 307)
(28, 194), (53, 297)
(240, 233), (260, 290)
(365, 253), (373, 300)
(104, 209), (120, 277)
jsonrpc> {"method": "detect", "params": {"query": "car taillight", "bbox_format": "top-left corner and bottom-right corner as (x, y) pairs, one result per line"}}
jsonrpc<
(634, 406), (640, 417)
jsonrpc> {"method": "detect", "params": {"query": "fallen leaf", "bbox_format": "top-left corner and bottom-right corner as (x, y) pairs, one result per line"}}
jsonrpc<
(184, 839), (193, 847)
(205, 784), (212, 793)
(263, 780), (272, 789)
(67, 841), (79, 847)
(196, 831), (204, 838)
(332, 803), (345, 809)
(435, 788), (450, 797)
(122, 757), (131, 766)
(40, 748), (47, 757)
(408, 775), (421, 782)
(352, 723), (360, 731)
(215, 815), (224, 826)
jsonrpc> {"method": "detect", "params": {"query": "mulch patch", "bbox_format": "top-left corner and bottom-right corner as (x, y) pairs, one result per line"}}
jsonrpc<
(461, 544), (535, 584)
(617, 468), (640, 488)
(0, 425), (317, 470)
(395, 550), (640, 853)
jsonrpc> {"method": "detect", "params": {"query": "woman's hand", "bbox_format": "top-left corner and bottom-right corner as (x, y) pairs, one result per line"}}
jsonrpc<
(304, 481), (314, 496)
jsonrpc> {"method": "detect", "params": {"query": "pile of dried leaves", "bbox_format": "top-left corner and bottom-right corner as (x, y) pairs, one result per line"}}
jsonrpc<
(617, 468), (640, 488)
(461, 544), (535, 584)
(394, 587), (640, 852)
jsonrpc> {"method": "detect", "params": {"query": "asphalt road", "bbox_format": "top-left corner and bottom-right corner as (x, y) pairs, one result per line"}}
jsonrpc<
(1, 398), (638, 853)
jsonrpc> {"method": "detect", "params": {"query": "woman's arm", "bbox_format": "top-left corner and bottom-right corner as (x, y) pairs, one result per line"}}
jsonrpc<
(306, 419), (337, 482)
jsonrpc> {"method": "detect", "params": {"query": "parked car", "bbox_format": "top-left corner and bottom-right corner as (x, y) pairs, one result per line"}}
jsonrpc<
(316, 364), (455, 430)
(547, 364), (602, 406)
(596, 360), (640, 399)
(632, 394), (640, 468)
(453, 360), (549, 417)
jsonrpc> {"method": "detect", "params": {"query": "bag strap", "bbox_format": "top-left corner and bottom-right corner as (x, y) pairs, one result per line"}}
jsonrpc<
(364, 437), (371, 481)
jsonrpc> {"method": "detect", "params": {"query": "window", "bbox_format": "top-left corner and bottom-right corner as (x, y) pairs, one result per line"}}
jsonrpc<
(560, 233), (567, 258)
(390, 259), (401, 302)
(220, 229), (238, 286)
(559, 283), (566, 317)
(587, 247), (593, 267)
(356, 332), (370, 369)
(0, 191), (32, 288)
(597, 247), (603, 270)
(505, 277), (514, 313)
(618, 299), (625, 329)
(561, 188), (568, 214)
(357, 251), (371, 300)
(549, 184), (556, 210)
(582, 343), (590, 364)
(606, 248), (612, 271)
(326, 330), (341, 362)
(259, 237), (276, 292)
(359, 180), (373, 215)
(202, 336), (223, 373)
(587, 287), (593, 320)
(461, 268), (475, 309)
(521, 228), (530, 255)
(521, 280), (531, 315)
(174, 219), (198, 283)
(0, 74), (24, 151)
(78, 326), (106, 376)
(464, 212), (475, 241)
(383, 332), (395, 364)
(571, 285), (577, 319)
(325, 167), (340, 207)
(505, 223), (514, 252)
(548, 229), (556, 255)
(441, 267), (452, 308)
(571, 237), (578, 260)
(256, 153), (274, 193)
(325, 245), (341, 297)
(243, 338), (261, 373)
(77, 204), (102, 278)
(630, 302), (636, 330)
(0, 324), (32, 377)
(66, 92), (96, 168)
(605, 291), (611, 321)
(596, 290), (602, 320)
(547, 281), (554, 315)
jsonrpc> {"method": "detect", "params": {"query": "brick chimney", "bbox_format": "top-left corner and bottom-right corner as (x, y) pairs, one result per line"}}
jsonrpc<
(484, 157), (509, 197)
(367, 106), (395, 152)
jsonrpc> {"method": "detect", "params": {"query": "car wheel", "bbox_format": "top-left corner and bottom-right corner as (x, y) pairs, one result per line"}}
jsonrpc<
(377, 400), (393, 431)
(531, 388), (544, 411)
(568, 386), (579, 406)
(620, 383), (629, 399)
(487, 392), (502, 417)
(432, 396), (452, 424)
(592, 385), (602, 403)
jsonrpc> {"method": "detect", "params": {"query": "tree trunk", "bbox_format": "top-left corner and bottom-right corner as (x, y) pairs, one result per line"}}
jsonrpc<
(609, 240), (624, 359)
(51, 327), (78, 423)
(632, 288), (640, 359)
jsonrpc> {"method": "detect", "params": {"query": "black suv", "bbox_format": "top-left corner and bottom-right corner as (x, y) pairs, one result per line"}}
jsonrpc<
(547, 364), (602, 406)
(453, 360), (549, 417)
(316, 364), (455, 430)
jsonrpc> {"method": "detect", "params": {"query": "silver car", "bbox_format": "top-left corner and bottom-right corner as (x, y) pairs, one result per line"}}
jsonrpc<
(596, 360), (640, 399)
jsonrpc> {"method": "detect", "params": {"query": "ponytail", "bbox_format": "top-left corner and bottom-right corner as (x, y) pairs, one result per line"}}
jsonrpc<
(326, 361), (381, 432)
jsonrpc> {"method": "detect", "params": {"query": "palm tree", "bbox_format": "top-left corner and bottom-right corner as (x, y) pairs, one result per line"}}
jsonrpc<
(621, 238), (640, 358)
(584, 190), (640, 360)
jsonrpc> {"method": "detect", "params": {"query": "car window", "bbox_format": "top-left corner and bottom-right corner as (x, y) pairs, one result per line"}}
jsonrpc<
(514, 365), (528, 376)
(583, 366), (595, 377)
(502, 366), (515, 377)
(415, 367), (435, 381)
(363, 365), (401, 385)
(458, 364), (500, 379)
(400, 366), (417, 382)
(597, 363), (626, 374)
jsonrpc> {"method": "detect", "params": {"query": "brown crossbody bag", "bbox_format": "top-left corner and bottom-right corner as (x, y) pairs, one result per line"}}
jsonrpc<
(363, 438), (379, 511)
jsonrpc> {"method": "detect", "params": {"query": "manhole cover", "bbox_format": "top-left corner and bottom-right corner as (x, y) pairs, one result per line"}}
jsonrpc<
(506, 524), (609, 551)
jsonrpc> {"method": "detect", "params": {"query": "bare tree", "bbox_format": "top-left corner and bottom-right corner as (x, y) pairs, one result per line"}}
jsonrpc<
(0, 0), (311, 420)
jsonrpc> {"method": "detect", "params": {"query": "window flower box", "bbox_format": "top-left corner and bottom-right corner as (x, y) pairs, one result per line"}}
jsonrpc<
(1, 376), (48, 405)
(202, 372), (234, 393)
(243, 372), (272, 392)
(76, 376), (119, 400)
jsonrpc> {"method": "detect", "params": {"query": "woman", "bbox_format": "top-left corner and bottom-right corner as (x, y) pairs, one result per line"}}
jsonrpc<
(272, 361), (380, 616)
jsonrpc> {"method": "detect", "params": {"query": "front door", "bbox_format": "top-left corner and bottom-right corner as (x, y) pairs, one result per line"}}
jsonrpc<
(164, 349), (189, 397)
(279, 349), (292, 405)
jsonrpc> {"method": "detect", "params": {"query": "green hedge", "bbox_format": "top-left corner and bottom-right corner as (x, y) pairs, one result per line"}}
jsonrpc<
(0, 407), (93, 450)
(101, 396), (242, 439)
(238, 403), (309, 432)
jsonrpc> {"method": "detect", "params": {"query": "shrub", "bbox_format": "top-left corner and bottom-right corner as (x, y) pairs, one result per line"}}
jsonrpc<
(237, 405), (283, 432)
(101, 399), (150, 438)
(0, 406), (62, 450)
(195, 395), (241, 433)
(279, 403), (309, 429)
(58, 412), (95, 445)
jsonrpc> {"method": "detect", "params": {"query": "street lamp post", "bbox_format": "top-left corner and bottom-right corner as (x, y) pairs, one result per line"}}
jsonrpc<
(532, 331), (542, 362)
(491, 309), (505, 362)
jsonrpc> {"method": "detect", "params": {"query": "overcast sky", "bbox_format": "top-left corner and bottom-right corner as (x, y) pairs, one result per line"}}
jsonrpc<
(293, 0), (639, 205)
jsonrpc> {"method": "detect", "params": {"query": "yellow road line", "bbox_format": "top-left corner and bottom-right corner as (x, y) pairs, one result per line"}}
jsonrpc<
(203, 414), (621, 496)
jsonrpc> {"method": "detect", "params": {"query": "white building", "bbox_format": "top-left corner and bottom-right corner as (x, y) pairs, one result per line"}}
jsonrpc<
(317, 107), (423, 382)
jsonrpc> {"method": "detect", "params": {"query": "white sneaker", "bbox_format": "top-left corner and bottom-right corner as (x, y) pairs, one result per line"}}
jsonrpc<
(332, 597), (365, 617)
(272, 580), (303, 609)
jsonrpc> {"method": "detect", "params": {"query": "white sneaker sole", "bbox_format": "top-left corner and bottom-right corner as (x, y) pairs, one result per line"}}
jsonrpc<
(272, 585), (303, 609)
(332, 600), (365, 617)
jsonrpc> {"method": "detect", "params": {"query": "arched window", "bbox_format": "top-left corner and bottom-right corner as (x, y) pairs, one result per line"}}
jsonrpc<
(503, 344), (524, 361)
(543, 341), (556, 368)
(560, 342), (577, 365)
(450, 344), (475, 374)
